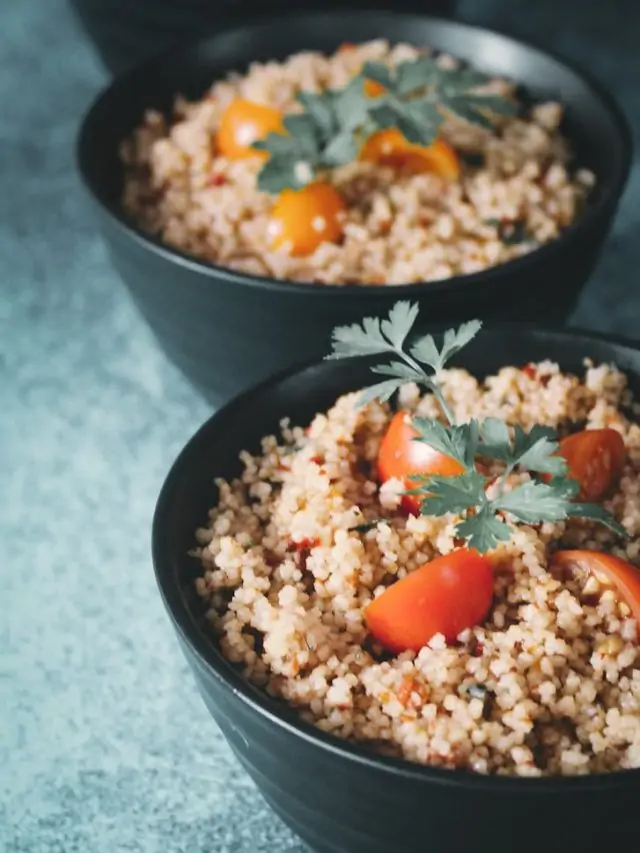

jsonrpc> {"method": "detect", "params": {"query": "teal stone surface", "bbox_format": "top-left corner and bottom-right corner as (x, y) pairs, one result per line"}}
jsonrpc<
(1, 1), (638, 851)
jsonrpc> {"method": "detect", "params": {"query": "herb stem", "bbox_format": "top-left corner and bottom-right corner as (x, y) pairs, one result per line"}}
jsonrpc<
(395, 348), (457, 426)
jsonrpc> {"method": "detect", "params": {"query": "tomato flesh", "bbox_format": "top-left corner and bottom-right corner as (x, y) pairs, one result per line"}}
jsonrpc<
(378, 411), (464, 514)
(365, 549), (494, 652)
(559, 428), (626, 502)
(552, 550), (640, 624)
(216, 98), (283, 160)
(360, 128), (461, 180)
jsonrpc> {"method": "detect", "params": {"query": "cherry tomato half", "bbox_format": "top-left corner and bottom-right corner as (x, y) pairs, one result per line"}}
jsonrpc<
(365, 549), (494, 652)
(216, 98), (283, 160)
(360, 128), (461, 180)
(268, 182), (346, 257)
(378, 411), (464, 515)
(552, 550), (640, 624)
(559, 428), (626, 502)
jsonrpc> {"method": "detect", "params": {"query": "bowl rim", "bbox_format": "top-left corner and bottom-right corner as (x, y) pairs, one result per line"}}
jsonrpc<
(77, 9), (633, 298)
(152, 322), (640, 792)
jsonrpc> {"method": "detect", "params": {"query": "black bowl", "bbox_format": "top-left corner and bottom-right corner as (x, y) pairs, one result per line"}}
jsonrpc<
(77, 11), (632, 406)
(153, 325), (640, 853)
(70, 0), (457, 75)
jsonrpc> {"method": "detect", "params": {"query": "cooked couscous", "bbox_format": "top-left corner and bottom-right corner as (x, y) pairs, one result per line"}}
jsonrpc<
(193, 357), (640, 777)
(122, 40), (594, 285)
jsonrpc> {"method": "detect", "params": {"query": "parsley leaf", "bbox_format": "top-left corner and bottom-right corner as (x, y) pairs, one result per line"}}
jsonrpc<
(358, 378), (408, 405)
(492, 481), (571, 523)
(411, 418), (479, 468)
(456, 507), (512, 552)
(411, 320), (482, 375)
(569, 503), (627, 537)
(380, 301), (420, 350)
(409, 470), (487, 516)
(326, 301), (630, 553)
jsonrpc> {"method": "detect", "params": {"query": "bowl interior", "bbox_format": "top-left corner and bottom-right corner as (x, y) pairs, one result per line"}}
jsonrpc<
(153, 325), (640, 788)
(80, 11), (629, 221)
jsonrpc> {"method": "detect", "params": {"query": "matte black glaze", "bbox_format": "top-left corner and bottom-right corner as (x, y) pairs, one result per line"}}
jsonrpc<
(70, 0), (456, 75)
(153, 327), (639, 853)
(77, 12), (632, 406)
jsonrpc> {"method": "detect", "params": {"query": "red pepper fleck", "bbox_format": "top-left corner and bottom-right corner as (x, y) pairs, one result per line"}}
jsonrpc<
(207, 172), (226, 187)
(287, 537), (320, 553)
(471, 640), (484, 657)
(522, 363), (537, 380)
(397, 676), (428, 708)
(339, 41), (357, 51)
(311, 455), (323, 465)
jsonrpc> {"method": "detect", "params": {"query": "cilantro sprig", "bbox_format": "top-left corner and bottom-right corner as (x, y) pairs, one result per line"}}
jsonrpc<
(326, 302), (627, 552)
(252, 54), (516, 194)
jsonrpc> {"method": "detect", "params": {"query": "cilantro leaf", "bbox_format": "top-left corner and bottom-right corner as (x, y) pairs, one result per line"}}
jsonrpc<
(410, 470), (486, 516)
(569, 503), (627, 537)
(456, 506), (512, 552)
(411, 418), (479, 468)
(492, 481), (571, 523)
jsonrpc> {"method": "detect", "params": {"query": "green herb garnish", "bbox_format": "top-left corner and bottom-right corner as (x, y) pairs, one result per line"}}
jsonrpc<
(252, 55), (517, 194)
(326, 302), (627, 553)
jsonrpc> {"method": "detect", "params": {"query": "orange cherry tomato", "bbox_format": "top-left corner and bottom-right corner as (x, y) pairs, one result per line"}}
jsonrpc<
(216, 98), (284, 160)
(378, 411), (464, 515)
(366, 549), (494, 652)
(364, 79), (386, 98)
(552, 550), (640, 624)
(360, 128), (461, 180)
(269, 182), (346, 257)
(558, 428), (626, 502)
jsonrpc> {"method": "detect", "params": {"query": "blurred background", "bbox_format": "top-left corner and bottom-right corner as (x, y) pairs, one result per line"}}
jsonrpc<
(1, 2), (638, 852)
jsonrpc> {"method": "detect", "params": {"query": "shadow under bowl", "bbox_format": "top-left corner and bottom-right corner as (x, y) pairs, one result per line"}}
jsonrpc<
(77, 11), (632, 407)
(152, 325), (640, 853)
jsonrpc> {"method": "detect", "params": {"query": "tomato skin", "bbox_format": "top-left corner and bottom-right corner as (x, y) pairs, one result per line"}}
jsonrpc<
(269, 182), (346, 257)
(364, 78), (386, 98)
(216, 98), (283, 160)
(559, 428), (626, 502)
(360, 128), (461, 179)
(378, 411), (464, 514)
(552, 550), (640, 624)
(365, 549), (494, 653)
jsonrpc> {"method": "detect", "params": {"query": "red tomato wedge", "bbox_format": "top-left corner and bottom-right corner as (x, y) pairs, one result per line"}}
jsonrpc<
(377, 411), (464, 515)
(552, 550), (640, 624)
(558, 428), (626, 502)
(365, 549), (494, 653)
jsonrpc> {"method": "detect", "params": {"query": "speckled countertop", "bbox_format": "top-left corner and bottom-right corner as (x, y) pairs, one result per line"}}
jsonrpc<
(1, 1), (638, 851)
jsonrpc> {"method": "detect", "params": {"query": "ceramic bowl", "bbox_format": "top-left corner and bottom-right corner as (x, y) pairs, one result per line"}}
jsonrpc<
(77, 11), (632, 405)
(152, 325), (640, 853)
